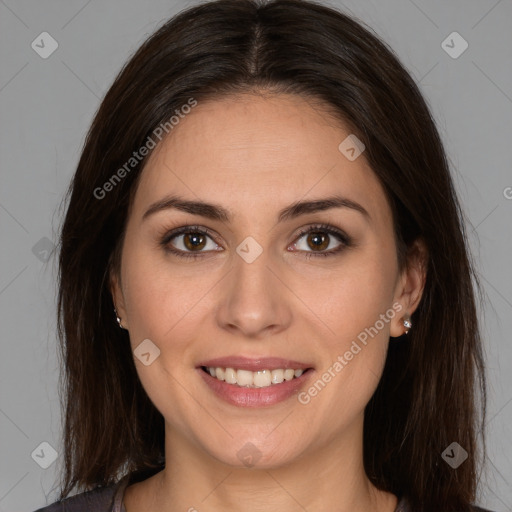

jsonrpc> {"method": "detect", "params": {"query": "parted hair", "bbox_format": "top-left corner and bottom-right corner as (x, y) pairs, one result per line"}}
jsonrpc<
(55, 1), (486, 510)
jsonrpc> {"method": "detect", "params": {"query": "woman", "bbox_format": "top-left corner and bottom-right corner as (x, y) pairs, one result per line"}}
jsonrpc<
(34, 0), (491, 510)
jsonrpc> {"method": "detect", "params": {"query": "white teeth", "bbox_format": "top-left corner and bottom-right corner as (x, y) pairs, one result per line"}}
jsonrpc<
(204, 366), (307, 388)
(283, 369), (295, 381)
(253, 369), (272, 387)
(236, 369), (254, 387)
(224, 367), (237, 384)
(271, 369), (284, 384)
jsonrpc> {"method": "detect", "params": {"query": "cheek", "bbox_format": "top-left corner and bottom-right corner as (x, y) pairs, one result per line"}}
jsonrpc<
(121, 245), (218, 354)
(300, 248), (397, 413)
(120, 248), (210, 426)
(304, 247), (398, 346)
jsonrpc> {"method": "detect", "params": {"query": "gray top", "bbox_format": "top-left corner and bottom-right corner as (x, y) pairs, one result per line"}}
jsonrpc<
(32, 473), (491, 512)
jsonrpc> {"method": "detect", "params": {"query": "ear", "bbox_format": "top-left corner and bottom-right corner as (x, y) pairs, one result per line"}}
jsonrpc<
(390, 238), (428, 337)
(110, 267), (129, 330)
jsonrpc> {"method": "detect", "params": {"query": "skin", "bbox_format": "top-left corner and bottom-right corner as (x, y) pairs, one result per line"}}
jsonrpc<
(111, 92), (427, 512)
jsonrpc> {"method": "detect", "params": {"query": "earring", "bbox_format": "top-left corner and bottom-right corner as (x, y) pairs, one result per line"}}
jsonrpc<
(403, 314), (412, 334)
(114, 307), (125, 330)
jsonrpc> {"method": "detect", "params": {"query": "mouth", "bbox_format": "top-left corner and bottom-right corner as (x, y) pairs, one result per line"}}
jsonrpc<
(200, 365), (313, 388)
(196, 356), (315, 407)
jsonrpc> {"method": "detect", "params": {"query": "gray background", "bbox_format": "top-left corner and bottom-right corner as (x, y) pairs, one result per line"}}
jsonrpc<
(0, 0), (511, 511)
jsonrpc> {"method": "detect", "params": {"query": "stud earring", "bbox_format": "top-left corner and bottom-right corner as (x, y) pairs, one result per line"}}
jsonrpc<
(403, 314), (412, 334)
(114, 307), (125, 330)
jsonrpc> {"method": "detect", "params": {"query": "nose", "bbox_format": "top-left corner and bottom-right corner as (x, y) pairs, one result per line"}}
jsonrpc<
(215, 247), (292, 340)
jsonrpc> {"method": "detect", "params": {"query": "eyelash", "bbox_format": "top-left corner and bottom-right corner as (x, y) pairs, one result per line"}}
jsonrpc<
(159, 223), (353, 260)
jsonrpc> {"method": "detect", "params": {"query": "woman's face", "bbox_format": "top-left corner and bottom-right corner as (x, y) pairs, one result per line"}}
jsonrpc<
(112, 92), (424, 470)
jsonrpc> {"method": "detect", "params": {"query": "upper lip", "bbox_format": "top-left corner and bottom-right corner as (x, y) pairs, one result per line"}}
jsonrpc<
(197, 356), (313, 371)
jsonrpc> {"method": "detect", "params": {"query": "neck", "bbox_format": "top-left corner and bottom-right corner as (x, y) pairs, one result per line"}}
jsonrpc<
(136, 418), (398, 512)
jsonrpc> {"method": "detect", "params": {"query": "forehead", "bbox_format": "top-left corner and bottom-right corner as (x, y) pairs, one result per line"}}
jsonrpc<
(131, 93), (390, 226)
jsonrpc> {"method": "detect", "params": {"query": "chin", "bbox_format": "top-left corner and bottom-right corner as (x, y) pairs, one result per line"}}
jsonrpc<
(200, 433), (305, 470)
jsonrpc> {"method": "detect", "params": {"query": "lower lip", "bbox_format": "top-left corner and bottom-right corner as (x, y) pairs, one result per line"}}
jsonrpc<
(197, 368), (313, 407)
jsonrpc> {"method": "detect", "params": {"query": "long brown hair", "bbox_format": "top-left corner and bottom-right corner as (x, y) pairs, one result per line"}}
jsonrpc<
(55, 0), (487, 510)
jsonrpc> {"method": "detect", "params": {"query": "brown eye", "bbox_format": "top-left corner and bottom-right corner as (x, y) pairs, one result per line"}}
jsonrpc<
(182, 232), (207, 251)
(161, 226), (221, 259)
(290, 224), (352, 258)
(306, 232), (330, 251)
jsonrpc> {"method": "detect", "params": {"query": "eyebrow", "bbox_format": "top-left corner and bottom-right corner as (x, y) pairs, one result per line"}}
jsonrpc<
(142, 194), (370, 223)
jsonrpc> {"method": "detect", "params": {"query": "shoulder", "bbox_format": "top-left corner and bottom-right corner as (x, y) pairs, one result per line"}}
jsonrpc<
(31, 482), (119, 512)
(397, 496), (496, 512)
(32, 468), (161, 512)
